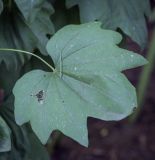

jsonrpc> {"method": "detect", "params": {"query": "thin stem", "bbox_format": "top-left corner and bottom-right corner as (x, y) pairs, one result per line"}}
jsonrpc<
(129, 29), (155, 123)
(0, 48), (55, 72)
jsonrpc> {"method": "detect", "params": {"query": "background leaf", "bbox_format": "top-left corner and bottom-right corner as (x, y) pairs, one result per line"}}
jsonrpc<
(13, 22), (147, 147)
(0, 62), (21, 97)
(0, 10), (34, 70)
(0, 1), (55, 70)
(15, 0), (55, 55)
(66, 0), (150, 48)
(15, 0), (45, 22)
(0, 95), (50, 160)
(0, 116), (11, 152)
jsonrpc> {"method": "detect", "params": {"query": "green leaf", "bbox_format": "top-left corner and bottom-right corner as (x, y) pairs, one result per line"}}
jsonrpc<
(66, 0), (150, 48)
(16, 1), (55, 55)
(13, 22), (147, 146)
(0, 95), (50, 160)
(0, 10), (35, 70)
(0, 0), (3, 14)
(0, 1), (55, 70)
(15, 0), (45, 22)
(0, 116), (11, 152)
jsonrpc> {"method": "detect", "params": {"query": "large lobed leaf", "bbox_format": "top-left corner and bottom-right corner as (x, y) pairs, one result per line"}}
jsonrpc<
(13, 22), (147, 146)
(0, 116), (11, 152)
(66, 0), (150, 48)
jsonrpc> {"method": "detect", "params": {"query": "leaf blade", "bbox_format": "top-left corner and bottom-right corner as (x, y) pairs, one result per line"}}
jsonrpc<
(13, 22), (147, 146)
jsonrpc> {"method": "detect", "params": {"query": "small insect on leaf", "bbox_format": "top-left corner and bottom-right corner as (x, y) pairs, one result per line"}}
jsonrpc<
(31, 90), (45, 105)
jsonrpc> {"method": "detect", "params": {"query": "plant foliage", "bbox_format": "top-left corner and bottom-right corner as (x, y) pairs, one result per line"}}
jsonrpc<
(0, 116), (11, 152)
(13, 22), (147, 146)
(66, 0), (150, 47)
(0, 0), (55, 70)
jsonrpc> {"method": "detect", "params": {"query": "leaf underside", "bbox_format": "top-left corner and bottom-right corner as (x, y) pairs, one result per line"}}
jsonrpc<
(13, 22), (147, 146)
(66, 0), (150, 48)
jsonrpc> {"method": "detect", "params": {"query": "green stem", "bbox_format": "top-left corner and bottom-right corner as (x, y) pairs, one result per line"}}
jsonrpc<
(0, 48), (55, 72)
(129, 29), (155, 123)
